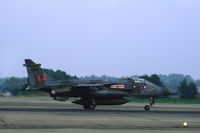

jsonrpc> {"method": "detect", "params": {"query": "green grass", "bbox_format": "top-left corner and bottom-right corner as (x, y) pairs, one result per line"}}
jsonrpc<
(125, 97), (200, 104)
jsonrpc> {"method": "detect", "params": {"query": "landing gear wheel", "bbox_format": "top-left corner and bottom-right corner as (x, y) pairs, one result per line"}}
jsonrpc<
(144, 97), (155, 111)
(144, 105), (151, 111)
(83, 98), (96, 110)
(83, 104), (96, 110)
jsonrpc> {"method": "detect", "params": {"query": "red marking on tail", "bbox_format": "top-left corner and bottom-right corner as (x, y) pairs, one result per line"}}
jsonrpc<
(43, 74), (47, 80)
(37, 74), (42, 83)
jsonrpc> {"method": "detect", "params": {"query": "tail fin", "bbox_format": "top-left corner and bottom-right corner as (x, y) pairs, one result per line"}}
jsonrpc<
(23, 59), (47, 88)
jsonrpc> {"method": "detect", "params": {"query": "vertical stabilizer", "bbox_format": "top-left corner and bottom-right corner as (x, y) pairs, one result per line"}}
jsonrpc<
(23, 59), (46, 87)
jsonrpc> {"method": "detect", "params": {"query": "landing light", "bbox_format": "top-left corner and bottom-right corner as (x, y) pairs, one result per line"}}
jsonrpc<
(182, 122), (188, 127)
(51, 90), (56, 95)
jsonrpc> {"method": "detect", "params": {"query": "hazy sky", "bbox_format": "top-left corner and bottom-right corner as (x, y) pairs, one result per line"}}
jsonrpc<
(0, 0), (200, 79)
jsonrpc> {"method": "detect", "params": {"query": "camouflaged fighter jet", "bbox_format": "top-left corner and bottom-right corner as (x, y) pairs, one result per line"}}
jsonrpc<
(23, 59), (176, 111)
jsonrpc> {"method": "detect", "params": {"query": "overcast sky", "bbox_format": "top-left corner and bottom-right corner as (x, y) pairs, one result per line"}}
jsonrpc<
(0, 0), (200, 79)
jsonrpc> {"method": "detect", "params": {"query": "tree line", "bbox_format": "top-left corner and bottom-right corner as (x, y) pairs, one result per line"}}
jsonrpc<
(0, 69), (77, 95)
(138, 74), (198, 99)
(0, 71), (199, 99)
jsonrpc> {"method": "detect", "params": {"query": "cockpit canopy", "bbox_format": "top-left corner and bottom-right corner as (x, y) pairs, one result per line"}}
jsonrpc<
(132, 78), (147, 84)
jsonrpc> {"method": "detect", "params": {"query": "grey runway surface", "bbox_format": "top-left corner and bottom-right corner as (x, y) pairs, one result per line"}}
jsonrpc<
(0, 97), (200, 133)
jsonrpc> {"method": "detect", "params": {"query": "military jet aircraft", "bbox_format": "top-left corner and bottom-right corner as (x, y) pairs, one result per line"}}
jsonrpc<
(23, 59), (176, 111)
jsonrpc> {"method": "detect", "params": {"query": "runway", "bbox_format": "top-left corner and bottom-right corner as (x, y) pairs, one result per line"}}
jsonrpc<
(0, 97), (200, 133)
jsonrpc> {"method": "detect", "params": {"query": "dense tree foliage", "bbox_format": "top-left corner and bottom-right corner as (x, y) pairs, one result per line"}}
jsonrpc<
(0, 73), (199, 96)
(139, 74), (164, 87)
(159, 74), (194, 90)
(0, 77), (27, 95)
(43, 69), (78, 80)
(178, 79), (198, 99)
(0, 69), (78, 95)
(81, 74), (199, 91)
(0, 78), (5, 85)
(195, 80), (200, 87)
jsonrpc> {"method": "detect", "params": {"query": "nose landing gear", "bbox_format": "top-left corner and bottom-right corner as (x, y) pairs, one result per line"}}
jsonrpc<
(144, 97), (155, 111)
(144, 105), (151, 111)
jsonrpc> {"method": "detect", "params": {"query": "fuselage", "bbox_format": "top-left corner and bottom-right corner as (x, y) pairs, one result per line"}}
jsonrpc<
(26, 78), (174, 105)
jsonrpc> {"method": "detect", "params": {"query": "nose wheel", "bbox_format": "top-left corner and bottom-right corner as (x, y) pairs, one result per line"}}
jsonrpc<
(144, 97), (155, 111)
(144, 105), (151, 111)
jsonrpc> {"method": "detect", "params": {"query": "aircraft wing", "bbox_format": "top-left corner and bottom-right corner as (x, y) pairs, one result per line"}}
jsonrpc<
(76, 84), (105, 87)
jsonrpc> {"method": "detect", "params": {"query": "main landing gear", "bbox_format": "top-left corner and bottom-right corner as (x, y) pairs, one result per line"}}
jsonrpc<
(144, 97), (155, 111)
(83, 98), (97, 110)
